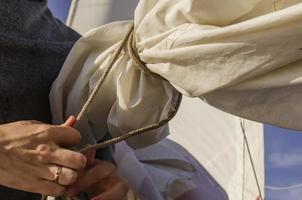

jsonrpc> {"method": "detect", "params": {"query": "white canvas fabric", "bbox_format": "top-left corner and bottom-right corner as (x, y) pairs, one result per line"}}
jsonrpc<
(62, 1), (265, 199)
(51, 0), (302, 149)
(168, 96), (264, 200)
(113, 97), (264, 200)
(49, 0), (270, 199)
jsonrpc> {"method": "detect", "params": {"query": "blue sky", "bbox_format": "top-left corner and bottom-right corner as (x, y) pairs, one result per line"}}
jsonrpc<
(48, 1), (302, 199)
(48, 0), (71, 22)
(265, 125), (302, 199)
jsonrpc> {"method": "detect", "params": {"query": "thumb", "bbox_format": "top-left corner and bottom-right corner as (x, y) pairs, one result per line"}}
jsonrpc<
(62, 116), (77, 127)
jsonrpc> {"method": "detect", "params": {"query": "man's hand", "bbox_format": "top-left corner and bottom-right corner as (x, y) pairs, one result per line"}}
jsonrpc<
(0, 117), (86, 196)
(66, 149), (129, 200)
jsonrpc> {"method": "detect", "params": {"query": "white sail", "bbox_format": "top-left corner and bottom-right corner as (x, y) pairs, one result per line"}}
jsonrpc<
(169, 96), (264, 200)
(66, 0), (138, 34)
(65, 0), (264, 199)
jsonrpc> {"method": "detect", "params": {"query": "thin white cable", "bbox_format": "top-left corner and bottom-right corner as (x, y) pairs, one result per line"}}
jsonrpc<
(266, 183), (302, 191)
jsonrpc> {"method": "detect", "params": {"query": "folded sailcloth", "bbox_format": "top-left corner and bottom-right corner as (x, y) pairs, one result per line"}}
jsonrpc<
(50, 0), (302, 149)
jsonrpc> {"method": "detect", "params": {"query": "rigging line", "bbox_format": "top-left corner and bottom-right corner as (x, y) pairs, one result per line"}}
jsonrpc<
(240, 119), (264, 200)
(242, 136), (246, 200)
(66, 0), (80, 27)
(266, 183), (302, 190)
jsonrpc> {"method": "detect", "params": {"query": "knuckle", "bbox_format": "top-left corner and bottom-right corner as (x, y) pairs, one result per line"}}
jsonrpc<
(16, 120), (37, 126)
(46, 126), (57, 134)
(29, 120), (41, 124)
(46, 166), (58, 181)
(36, 154), (47, 163)
(16, 120), (30, 125)
(41, 124), (52, 131)
(36, 144), (51, 152)
(63, 170), (78, 185)
(35, 145), (53, 163)
(39, 127), (55, 139)
(73, 154), (87, 169)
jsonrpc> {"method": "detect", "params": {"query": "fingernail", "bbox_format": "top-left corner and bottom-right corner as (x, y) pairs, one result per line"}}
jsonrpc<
(63, 116), (76, 127)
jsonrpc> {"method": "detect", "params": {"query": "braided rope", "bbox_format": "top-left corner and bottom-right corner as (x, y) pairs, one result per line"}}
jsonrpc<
(76, 24), (134, 121)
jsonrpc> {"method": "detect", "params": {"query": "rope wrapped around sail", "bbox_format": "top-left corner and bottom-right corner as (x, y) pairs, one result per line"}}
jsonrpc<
(43, 23), (182, 200)
(77, 23), (182, 153)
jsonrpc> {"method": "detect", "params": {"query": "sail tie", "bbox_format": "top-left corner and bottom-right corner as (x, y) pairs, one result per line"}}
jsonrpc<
(127, 26), (167, 81)
(77, 23), (182, 153)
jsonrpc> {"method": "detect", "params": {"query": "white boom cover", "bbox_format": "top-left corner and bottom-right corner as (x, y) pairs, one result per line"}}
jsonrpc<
(51, 0), (302, 148)
(50, 0), (269, 199)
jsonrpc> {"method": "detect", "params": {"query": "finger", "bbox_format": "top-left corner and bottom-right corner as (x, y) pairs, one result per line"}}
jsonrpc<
(88, 148), (96, 166)
(50, 148), (87, 170)
(90, 179), (129, 200)
(23, 179), (66, 197)
(62, 116), (76, 127)
(87, 171), (122, 197)
(21, 144), (86, 170)
(40, 126), (81, 147)
(0, 159), (66, 197)
(76, 160), (115, 187)
(82, 147), (96, 167)
(38, 180), (67, 197)
(40, 165), (78, 186)
(66, 161), (115, 196)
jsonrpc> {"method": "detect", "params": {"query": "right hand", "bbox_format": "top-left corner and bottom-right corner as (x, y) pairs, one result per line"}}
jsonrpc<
(0, 116), (86, 197)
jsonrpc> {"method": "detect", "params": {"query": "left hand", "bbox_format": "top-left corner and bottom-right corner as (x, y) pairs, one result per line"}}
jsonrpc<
(66, 148), (129, 200)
